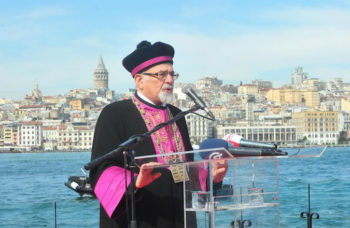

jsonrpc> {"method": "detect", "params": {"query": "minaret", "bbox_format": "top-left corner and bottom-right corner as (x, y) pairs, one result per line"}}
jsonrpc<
(94, 56), (109, 89)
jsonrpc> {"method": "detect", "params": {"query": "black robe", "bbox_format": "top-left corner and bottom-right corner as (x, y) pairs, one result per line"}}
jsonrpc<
(89, 95), (195, 228)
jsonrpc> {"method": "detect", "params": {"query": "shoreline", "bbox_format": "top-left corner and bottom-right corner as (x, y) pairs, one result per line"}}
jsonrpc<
(1, 144), (349, 154)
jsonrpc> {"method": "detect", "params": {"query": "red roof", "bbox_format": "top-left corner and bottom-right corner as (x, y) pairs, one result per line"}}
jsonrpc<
(42, 126), (58, 130)
(19, 121), (42, 125)
(20, 104), (46, 109)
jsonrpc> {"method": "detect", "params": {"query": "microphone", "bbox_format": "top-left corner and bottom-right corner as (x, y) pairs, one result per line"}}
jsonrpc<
(182, 86), (215, 120)
(224, 134), (277, 149)
(199, 138), (287, 159)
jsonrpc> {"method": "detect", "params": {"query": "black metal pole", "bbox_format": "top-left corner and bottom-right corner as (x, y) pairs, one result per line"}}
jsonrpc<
(129, 149), (137, 228)
(300, 184), (319, 228)
(308, 184), (311, 228)
(123, 151), (130, 228)
(53, 201), (57, 228)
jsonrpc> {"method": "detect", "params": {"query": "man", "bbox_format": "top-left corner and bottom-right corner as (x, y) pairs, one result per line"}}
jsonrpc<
(90, 40), (227, 228)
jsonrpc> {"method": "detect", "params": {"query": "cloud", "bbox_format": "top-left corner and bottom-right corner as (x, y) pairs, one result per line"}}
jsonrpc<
(0, 6), (69, 43)
(260, 7), (350, 26)
(1, 2), (350, 99)
(21, 7), (68, 20)
(127, 6), (350, 85)
(132, 25), (350, 83)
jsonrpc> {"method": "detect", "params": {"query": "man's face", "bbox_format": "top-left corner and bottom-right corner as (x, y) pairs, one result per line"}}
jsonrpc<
(134, 63), (175, 105)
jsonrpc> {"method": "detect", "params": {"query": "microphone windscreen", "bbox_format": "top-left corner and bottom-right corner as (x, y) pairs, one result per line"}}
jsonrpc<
(199, 138), (228, 159)
(181, 85), (191, 93)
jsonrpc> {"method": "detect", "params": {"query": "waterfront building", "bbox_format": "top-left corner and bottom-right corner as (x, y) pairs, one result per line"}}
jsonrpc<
(292, 111), (339, 144)
(217, 123), (297, 146)
(17, 121), (43, 150)
(338, 112), (350, 132)
(42, 126), (59, 151)
(185, 110), (214, 145)
(93, 56), (109, 90)
(2, 124), (18, 147)
(57, 124), (94, 151)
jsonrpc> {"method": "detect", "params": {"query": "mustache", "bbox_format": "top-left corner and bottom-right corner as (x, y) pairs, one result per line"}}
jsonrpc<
(162, 84), (173, 90)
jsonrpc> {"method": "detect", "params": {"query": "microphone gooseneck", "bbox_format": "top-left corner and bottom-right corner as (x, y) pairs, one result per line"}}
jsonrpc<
(182, 86), (215, 120)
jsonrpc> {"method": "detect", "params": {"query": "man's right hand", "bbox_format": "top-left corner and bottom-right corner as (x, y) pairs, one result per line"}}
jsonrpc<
(135, 162), (162, 188)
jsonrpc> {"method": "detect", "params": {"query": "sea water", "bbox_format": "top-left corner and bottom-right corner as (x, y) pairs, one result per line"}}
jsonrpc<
(0, 147), (349, 227)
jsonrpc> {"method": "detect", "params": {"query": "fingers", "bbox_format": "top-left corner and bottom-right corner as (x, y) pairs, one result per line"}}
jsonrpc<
(212, 159), (228, 183)
(136, 162), (163, 188)
(140, 162), (162, 171)
(215, 167), (227, 174)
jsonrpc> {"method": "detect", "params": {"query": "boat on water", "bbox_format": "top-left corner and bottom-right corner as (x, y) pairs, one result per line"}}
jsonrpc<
(65, 169), (95, 197)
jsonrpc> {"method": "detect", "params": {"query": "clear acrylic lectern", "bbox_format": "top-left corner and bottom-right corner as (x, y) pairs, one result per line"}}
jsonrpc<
(135, 146), (326, 228)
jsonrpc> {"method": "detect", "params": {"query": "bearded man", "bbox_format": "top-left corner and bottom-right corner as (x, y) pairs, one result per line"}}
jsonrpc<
(89, 40), (226, 228)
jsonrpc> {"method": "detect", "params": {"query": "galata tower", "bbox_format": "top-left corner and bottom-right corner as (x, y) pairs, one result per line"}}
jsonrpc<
(94, 56), (109, 89)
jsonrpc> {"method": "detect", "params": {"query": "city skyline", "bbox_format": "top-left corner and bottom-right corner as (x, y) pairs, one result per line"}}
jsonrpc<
(1, 0), (350, 99)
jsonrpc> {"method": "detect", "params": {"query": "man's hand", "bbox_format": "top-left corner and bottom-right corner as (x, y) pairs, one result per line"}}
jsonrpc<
(135, 162), (162, 188)
(212, 159), (228, 183)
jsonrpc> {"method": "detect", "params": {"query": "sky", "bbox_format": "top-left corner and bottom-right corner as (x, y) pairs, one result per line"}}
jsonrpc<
(1, 0), (350, 100)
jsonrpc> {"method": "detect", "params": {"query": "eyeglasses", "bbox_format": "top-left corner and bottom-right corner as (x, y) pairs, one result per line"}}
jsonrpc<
(140, 71), (179, 81)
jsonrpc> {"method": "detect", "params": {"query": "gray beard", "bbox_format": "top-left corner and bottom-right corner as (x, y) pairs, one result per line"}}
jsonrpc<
(159, 91), (174, 104)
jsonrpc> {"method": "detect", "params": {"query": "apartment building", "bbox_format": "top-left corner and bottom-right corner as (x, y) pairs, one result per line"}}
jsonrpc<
(292, 111), (339, 144)
(341, 98), (350, 112)
(237, 84), (259, 96)
(57, 124), (94, 150)
(185, 111), (214, 145)
(266, 88), (320, 108)
(17, 121), (43, 150)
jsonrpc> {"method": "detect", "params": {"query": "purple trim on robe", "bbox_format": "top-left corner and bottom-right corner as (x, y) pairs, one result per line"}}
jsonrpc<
(131, 56), (173, 76)
(94, 166), (137, 218)
(135, 97), (187, 165)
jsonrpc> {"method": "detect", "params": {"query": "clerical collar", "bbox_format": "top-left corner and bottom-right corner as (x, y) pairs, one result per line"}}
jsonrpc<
(136, 91), (167, 109)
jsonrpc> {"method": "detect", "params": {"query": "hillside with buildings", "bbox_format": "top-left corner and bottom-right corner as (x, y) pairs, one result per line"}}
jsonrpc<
(1, 62), (350, 152)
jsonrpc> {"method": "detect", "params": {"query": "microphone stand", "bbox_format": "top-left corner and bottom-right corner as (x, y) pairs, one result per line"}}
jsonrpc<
(84, 104), (201, 228)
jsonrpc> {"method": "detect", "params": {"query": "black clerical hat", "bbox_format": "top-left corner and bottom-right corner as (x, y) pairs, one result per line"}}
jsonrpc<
(122, 40), (175, 77)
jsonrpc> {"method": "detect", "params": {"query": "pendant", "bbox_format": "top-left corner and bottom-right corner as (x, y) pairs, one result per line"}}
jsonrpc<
(170, 164), (189, 183)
